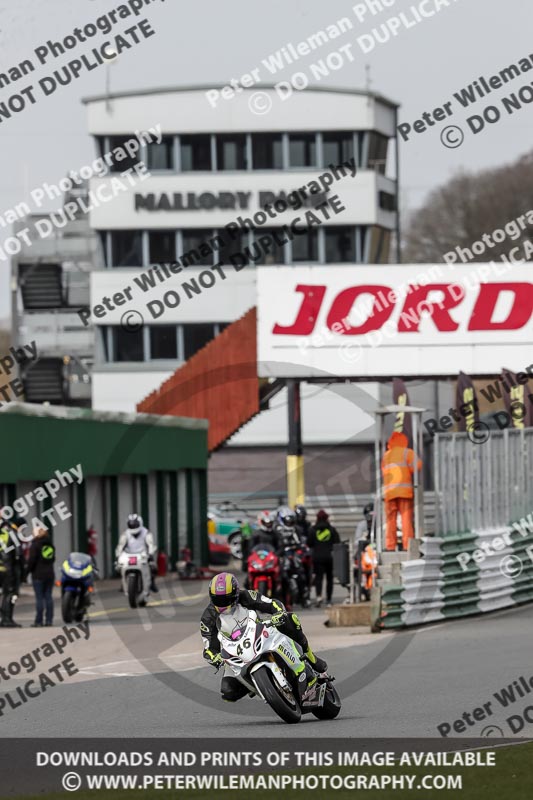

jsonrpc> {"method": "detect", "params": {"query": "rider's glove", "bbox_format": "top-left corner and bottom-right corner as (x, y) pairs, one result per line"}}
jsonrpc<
(270, 611), (287, 628)
(204, 650), (223, 668)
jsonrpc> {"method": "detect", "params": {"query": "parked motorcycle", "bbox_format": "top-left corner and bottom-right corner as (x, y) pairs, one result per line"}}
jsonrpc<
(117, 551), (151, 608)
(60, 552), (95, 624)
(216, 606), (341, 724)
(247, 544), (280, 597)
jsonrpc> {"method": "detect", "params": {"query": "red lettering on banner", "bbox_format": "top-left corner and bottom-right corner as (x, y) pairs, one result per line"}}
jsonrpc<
(272, 284), (326, 335)
(326, 285), (394, 333)
(271, 283), (533, 336)
(468, 283), (533, 331)
(398, 284), (462, 333)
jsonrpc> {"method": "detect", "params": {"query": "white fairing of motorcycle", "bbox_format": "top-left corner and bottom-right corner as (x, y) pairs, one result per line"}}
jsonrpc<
(218, 607), (305, 700)
(118, 551), (150, 601)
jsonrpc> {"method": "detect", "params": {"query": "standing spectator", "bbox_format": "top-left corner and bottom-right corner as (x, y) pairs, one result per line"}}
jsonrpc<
(308, 509), (340, 608)
(87, 524), (98, 571)
(381, 432), (422, 551)
(28, 526), (55, 627)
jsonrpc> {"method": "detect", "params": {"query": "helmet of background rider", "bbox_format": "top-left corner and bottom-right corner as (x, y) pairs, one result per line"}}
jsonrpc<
(363, 502), (375, 522)
(294, 504), (307, 521)
(127, 513), (143, 537)
(278, 506), (296, 528)
(258, 510), (274, 531)
(209, 572), (239, 614)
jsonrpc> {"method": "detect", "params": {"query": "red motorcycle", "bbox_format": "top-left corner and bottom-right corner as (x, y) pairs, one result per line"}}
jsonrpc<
(247, 544), (280, 597)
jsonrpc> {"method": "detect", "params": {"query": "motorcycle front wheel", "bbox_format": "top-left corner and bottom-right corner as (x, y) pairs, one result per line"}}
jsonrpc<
(252, 666), (301, 724)
(127, 573), (139, 608)
(61, 592), (75, 624)
(312, 683), (342, 720)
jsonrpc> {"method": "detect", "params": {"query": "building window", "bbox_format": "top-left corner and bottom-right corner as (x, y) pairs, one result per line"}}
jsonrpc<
(325, 227), (355, 263)
(367, 132), (389, 174)
(149, 231), (176, 263)
(216, 134), (248, 170)
(112, 326), (144, 362)
(183, 323), (216, 360)
(150, 326), (177, 359)
(108, 135), (141, 173)
(291, 229), (318, 262)
(218, 230), (247, 266)
(111, 231), (143, 267)
(181, 229), (214, 266)
(288, 134), (317, 168)
(379, 191), (396, 211)
(147, 136), (174, 170)
(252, 134), (283, 169)
(180, 135), (212, 171)
(323, 132), (354, 166)
(251, 228), (285, 264)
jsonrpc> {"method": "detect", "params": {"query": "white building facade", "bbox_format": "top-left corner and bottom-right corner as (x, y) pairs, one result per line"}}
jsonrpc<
(84, 85), (399, 449)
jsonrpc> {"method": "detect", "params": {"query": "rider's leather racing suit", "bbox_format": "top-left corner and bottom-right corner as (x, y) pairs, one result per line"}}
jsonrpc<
(200, 589), (326, 701)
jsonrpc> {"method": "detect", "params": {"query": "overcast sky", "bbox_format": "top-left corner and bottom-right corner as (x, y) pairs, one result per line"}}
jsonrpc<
(0, 0), (531, 319)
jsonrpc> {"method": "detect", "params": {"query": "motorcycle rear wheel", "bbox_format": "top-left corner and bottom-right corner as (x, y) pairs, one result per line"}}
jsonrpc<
(127, 573), (139, 608)
(253, 666), (301, 724)
(312, 683), (342, 720)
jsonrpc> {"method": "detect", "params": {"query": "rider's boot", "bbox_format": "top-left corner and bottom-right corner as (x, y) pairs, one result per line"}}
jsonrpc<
(304, 645), (328, 674)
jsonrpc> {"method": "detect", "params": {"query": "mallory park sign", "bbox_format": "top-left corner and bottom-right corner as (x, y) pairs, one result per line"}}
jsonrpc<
(134, 190), (328, 212)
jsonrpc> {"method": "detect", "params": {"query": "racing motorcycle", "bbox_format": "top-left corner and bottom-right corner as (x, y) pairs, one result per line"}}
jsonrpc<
(117, 551), (151, 608)
(280, 545), (310, 610)
(217, 606), (341, 724)
(247, 544), (281, 598)
(60, 552), (95, 623)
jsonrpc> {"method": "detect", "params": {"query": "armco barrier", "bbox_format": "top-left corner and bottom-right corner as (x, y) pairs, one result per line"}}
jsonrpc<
(379, 523), (533, 629)
(380, 430), (533, 629)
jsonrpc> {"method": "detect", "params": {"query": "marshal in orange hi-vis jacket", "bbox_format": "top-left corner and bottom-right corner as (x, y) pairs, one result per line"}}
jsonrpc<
(381, 431), (422, 551)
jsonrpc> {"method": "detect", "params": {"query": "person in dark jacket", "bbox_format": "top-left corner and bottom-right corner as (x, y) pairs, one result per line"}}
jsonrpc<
(27, 527), (56, 627)
(308, 509), (340, 607)
(0, 518), (25, 628)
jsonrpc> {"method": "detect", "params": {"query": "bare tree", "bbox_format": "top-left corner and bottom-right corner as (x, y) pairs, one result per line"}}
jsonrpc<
(402, 150), (533, 263)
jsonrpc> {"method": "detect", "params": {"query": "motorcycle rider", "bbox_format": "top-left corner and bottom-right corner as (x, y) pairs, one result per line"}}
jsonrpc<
(294, 504), (311, 542)
(353, 502), (375, 599)
(115, 513), (158, 593)
(200, 572), (327, 703)
(0, 514), (25, 628)
(251, 510), (281, 551)
(294, 504), (313, 592)
(275, 507), (310, 607)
